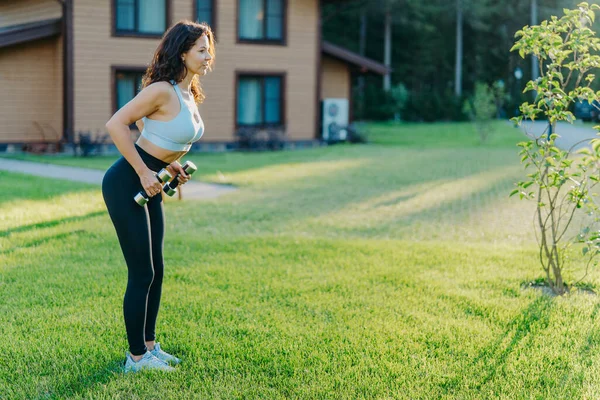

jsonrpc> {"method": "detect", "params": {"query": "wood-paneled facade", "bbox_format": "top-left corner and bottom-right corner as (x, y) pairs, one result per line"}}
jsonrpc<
(0, 0), (388, 148)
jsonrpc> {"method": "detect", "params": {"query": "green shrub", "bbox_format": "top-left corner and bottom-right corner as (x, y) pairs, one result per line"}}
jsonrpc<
(463, 82), (497, 143)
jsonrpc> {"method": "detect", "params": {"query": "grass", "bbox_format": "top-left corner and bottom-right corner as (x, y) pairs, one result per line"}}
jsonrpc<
(0, 121), (526, 184)
(363, 120), (526, 148)
(4, 122), (600, 398)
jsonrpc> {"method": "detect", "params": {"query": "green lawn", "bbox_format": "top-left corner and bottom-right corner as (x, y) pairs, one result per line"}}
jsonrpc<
(4, 122), (600, 399)
(0, 121), (526, 184)
(364, 120), (526, 148)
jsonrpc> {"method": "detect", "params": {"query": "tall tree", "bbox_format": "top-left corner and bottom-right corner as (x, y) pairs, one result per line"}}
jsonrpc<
(455, 0), (463, 96)
(453, 0), (502, 97)
(531, 0), (539, 81)
(384, 4), (392, 91)
(321, 0), (589, 121)
(358, 8), (367, 115)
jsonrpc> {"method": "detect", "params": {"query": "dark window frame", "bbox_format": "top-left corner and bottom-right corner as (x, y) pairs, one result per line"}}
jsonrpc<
(236, 0), (287, 46)
(111, 0), (171, 38)
(193, 0), (217, 33)
(235, 71), (286, 128)
(111, 66), (147, 131)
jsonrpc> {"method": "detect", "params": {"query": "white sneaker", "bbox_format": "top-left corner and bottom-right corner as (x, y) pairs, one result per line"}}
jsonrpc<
(123, 350), (176, 373)
(150, 342), (182, 366)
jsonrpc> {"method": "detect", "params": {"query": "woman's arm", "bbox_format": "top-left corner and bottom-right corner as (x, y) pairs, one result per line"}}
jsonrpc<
(105, 82), (170, 197)
(105, 83), (168, 174)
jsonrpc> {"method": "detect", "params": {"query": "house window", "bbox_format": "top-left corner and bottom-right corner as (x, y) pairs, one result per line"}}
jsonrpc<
(115, 70), (144, 129)
(237, 75), (283, 126)
(196, 0), (214, 28)
(238, 0), (285, 43)
(115, 0), (167, 36)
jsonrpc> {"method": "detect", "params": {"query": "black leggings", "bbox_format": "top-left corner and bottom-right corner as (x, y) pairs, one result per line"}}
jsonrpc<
(101, 145), (169, 356)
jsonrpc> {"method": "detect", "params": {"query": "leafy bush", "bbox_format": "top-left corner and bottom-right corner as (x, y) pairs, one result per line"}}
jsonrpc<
(510, 2), (600, 295)
(402, 88), (466, 122)
(354, 83), (396, 120)
(463, 82), (497, 143)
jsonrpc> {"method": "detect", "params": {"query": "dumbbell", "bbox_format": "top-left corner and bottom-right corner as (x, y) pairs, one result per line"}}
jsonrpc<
(163, 161), (198, 196)
(133, 168), (173, 206)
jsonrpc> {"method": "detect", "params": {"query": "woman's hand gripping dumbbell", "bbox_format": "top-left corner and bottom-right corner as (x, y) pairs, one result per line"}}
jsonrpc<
(134, 168), (172, 206)
(163, 161), (198, 196)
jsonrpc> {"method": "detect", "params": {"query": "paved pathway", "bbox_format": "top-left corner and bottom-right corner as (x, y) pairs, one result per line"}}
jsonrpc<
(0, 158), (238, 200)
(518, 120), (599, 152)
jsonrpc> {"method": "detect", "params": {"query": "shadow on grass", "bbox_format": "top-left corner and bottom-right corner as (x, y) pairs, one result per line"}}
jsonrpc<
(0, 211), (106, 238)
(194, 158), (522, 242)
(0, 229), (88, 255)
(362, 171), (522, 237)
(553, 301), (600, 396)
(439, 295), (554, 394)
(48, 357), (127, 398)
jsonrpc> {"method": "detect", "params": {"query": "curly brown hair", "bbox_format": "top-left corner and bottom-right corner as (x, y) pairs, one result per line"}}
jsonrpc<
(141, 20), (216, 104)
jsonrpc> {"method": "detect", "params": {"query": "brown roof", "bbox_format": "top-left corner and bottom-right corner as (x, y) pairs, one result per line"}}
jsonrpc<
(0, 18), (62, 49)
(321, 41), (391, 75)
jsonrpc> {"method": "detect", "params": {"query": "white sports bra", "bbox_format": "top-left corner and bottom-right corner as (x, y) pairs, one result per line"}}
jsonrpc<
(140, 80), (204, 151)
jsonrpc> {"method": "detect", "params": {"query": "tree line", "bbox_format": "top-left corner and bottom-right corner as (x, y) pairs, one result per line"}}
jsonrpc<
(322, 0), (593, 122)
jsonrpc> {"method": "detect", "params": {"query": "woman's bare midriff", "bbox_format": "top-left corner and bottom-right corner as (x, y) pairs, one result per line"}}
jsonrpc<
(136, 135), (188, 164)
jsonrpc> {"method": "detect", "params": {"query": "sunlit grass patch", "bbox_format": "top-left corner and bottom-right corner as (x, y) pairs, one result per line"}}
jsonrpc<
(3, 122), (600, 398)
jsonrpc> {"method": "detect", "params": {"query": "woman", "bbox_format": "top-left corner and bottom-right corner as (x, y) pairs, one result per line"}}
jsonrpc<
(102, 20), (215, 373)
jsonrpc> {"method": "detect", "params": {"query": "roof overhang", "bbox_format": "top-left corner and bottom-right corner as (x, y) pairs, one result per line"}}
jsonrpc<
(0, 18), (62, 49)
(321, 41), (391, 75)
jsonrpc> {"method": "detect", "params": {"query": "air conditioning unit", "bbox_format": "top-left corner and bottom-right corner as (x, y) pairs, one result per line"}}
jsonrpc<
(321, 98), (349, 142)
